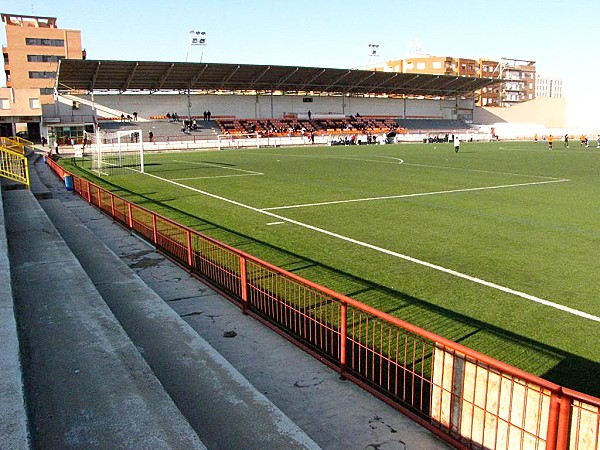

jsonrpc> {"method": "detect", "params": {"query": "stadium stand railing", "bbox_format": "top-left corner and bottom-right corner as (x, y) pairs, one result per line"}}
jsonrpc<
(46, 157), (600, 450)
(0, 136), (27, 155)
(0, 145), (29, 187)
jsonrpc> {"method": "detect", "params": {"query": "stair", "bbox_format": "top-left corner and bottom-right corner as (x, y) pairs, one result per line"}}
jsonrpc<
(0, 153), (319, 449)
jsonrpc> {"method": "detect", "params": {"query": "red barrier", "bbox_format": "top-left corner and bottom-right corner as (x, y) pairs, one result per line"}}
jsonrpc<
(49, 158), (600, 450)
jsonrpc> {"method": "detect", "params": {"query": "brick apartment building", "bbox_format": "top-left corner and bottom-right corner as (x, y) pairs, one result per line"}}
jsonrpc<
(378, 56), (535, 108)
(1, 13), (84, 140)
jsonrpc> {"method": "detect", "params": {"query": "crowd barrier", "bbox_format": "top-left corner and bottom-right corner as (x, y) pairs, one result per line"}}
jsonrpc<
(47, 157), (600, 450)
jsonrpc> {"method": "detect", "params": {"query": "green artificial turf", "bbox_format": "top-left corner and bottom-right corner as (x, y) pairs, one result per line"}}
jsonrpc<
(62, 140), (600, 396)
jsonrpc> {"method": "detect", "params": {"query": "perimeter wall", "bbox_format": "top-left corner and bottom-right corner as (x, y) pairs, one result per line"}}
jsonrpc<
(61, 93), (474, 121)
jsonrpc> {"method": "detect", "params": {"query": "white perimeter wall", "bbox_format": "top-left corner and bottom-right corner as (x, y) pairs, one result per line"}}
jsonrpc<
(76, 93), (473, 121)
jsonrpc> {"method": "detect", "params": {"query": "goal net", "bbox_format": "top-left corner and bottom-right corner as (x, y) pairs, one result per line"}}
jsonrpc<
(217, 133), (259, 149)
(87, 129), (144, 176)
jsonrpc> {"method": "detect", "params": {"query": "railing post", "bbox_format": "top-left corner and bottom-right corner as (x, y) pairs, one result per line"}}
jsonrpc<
(555, 392), (571, 450)
(86, 179), (91, 203)
(127, 203), (133, 229)
(110, 194), (115, 218)
(547, 391), (561, 450)
(240, 255), (248, 315)
(339, 301), (347, 380)
(546, 390), (571, 450)
(186, 229), (193, 269)
(152, 214), (158, 245)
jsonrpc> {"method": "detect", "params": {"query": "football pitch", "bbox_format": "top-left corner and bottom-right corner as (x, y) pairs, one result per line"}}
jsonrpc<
(69, 140), (600, 395)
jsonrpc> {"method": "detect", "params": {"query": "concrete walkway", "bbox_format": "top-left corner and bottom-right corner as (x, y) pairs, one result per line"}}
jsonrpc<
(1, 152), (454, 449)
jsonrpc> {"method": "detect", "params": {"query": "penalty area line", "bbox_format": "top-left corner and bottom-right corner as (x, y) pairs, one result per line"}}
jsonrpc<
(141, 171), (598, 323)
(262, 178), (570, 211)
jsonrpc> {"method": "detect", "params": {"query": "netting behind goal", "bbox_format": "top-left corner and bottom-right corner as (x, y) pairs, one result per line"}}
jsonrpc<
(87, 129), (144, 176)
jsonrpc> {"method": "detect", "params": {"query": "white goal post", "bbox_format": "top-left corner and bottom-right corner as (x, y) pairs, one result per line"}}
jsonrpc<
(216, 133), (260, 149)
(87, 129), (144, 176)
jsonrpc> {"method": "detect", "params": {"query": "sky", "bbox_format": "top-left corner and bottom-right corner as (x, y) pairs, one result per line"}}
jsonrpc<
(2, 0), (600, 123)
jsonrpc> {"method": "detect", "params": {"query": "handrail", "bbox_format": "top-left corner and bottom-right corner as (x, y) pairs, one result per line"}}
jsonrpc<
(10, 136), (35, 153)
(0, 137), (25, 155)
(0, 146), (29, 187)
(47, 157), (600, 450)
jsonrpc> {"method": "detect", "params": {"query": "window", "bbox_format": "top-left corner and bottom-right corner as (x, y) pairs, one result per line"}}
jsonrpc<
(26, 37), (65, 47)
(432, 61), (442, 69)
(483, 65), (488, 72)
(27, 55), (64, 63)
(29, 71), (56, 79)
(40, 88), (54, 95)
(417, 62), (426, 70)
(0, 98), (9, 109)
(405, 62), (414, 69)
(29, 98), (41, 109)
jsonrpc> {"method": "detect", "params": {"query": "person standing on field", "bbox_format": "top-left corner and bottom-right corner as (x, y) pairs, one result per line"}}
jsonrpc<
(453, 135), (460, 153)
(548, 134), (553, 150)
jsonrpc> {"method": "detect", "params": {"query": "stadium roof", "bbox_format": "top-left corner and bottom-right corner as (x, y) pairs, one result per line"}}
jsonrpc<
(56, 59), (498, 97)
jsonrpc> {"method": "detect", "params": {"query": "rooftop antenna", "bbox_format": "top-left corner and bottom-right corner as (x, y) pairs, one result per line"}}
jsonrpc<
(408, 38), (424, 56)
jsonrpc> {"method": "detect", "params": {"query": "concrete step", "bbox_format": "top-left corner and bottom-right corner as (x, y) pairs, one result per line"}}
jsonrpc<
(0, 183), (29, 450)
(3, 187), (207, 449)
(36, 171), (320, 450)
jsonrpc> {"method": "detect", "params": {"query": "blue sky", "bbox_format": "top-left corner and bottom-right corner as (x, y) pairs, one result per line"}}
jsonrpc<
(2, 0), (600, 102)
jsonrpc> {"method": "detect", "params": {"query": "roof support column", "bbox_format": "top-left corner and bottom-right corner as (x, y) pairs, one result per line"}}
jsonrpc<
(186, 85), (192, 121)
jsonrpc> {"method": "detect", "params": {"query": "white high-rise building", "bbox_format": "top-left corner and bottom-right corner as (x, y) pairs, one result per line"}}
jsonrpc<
(535, 76), (563, 98)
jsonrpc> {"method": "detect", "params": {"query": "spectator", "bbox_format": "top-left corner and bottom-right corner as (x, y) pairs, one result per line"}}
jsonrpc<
(133, 111), (138, 121)
(148, 130), (154, 142)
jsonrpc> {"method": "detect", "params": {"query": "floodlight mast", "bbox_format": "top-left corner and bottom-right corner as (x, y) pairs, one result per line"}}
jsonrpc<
(186, 30), (207, 62)
(185, 29), (207, 119)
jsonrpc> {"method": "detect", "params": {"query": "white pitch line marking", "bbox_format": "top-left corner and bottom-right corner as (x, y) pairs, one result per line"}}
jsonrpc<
(267, 221), (286, 226)
(262, 179), (570, 211)
(172, 159), (264, 175)
(141, 171), (599, 323)
(243, 151), (564, 180)
(173, 173), (263, 181)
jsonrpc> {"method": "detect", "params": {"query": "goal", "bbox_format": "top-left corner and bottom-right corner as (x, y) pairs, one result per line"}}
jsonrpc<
(216, 133), (260, 149)
(87, 128), (144, 176)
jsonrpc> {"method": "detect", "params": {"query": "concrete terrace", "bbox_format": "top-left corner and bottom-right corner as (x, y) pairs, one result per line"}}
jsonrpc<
(0, 150), (453, 450)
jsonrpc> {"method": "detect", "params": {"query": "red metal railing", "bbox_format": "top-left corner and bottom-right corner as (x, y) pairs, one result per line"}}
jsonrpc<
(48, 158), (600, 450)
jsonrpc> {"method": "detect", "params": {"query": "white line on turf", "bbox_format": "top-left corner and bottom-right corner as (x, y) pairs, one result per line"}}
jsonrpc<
(267, 221), (286, 225)
(141, 171), (599, 323)
(262, 179), (570, 211)
(172, 159), (264, 175)
(173, 173), (263, 181)
(242, 152), (563, 180)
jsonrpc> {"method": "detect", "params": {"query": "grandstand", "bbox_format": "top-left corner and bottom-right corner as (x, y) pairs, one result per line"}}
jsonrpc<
(45, 59), (494, 150)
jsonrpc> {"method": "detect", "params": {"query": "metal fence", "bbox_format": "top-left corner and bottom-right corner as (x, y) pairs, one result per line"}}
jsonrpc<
(47, 157), (600, 450)
(0, 146), (29, 187)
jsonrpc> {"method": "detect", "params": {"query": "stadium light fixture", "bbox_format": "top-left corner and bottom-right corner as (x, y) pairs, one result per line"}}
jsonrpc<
(368, 43), (379, 56)
(186, 30), (207, 62)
